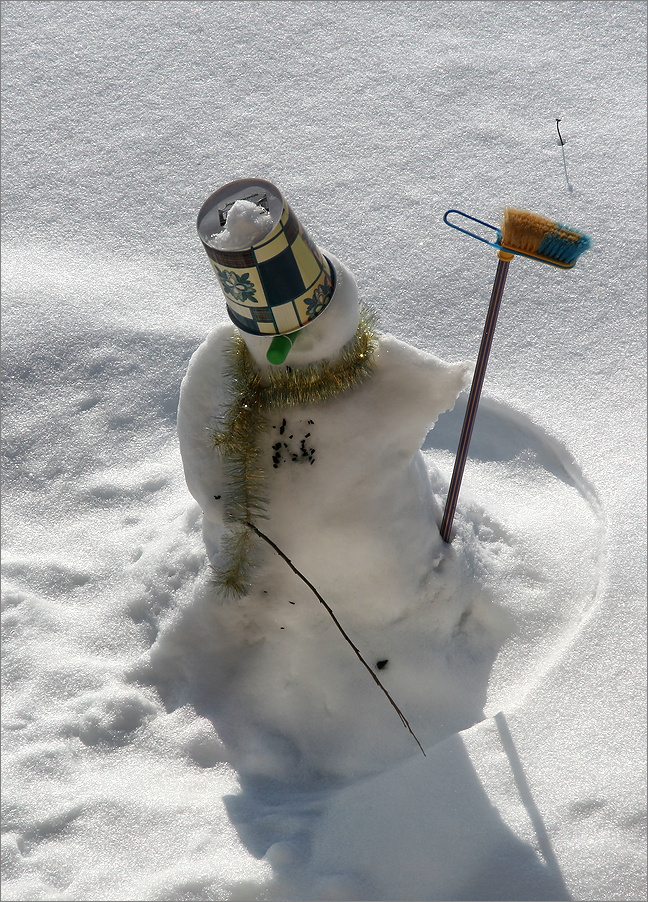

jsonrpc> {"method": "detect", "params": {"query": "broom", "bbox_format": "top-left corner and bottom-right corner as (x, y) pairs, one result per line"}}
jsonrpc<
(439, 207), (591, 543)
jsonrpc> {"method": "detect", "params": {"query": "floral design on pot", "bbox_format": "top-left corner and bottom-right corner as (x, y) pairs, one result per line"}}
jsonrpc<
(217, 270), (258, 303)
(306, 281), (331, 320)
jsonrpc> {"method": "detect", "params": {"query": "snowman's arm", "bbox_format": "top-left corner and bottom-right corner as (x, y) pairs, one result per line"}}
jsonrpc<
(372, 334), (472, 456)
(177, 324), (235, 525)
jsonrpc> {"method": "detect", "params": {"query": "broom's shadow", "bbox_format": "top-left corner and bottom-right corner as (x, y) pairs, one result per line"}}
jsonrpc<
(423, 392), (600, 511)
(561, 143), (574, 193)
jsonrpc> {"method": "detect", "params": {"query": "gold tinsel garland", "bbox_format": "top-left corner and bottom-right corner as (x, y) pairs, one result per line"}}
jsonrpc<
(211, 307), (379, 597)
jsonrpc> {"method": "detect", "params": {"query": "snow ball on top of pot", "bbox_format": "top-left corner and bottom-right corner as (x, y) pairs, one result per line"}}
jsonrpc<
(209, 199), (274, 250)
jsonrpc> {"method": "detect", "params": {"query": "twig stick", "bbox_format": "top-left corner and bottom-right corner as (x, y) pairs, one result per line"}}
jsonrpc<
(246, 520), (426, 757)
(555, 118), (565, 146)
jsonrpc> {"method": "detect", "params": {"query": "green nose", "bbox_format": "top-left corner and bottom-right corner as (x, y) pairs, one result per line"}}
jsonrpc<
(266, 332), (298, 365)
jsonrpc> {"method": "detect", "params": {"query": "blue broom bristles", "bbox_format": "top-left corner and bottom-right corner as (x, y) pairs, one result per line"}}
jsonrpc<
(538, 227), (591, 265)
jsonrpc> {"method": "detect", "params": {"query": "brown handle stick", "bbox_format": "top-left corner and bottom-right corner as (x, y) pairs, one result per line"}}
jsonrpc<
(440, 250), (514, 542)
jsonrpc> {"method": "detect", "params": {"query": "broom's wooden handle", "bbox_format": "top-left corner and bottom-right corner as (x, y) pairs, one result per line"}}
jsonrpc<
(440, 250), (514, 543)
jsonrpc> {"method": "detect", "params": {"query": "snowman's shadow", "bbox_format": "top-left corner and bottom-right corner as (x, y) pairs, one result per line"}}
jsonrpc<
(221, 721), (573, 900)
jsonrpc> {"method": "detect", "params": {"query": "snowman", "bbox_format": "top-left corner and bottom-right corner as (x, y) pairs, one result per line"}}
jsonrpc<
(175, 178), (499, 780)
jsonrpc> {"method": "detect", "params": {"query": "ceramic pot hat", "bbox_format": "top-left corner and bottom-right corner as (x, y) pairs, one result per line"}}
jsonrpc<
(197, 178), (335, 336)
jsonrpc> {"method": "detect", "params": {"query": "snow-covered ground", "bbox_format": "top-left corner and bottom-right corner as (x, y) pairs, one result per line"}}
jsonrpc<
(1, 2), (646, 900)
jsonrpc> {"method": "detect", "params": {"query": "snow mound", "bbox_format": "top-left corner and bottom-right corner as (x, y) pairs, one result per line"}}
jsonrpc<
(147, 389), (604, 787)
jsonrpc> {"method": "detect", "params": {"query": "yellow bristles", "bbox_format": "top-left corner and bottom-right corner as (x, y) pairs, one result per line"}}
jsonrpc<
(501, 208), (558, 255)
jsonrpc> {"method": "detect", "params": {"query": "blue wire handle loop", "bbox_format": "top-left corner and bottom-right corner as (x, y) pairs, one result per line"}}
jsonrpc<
(443, 209), (503, 250)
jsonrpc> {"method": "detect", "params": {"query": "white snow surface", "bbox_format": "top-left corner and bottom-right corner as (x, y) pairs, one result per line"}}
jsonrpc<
(1, 2), (646, 901)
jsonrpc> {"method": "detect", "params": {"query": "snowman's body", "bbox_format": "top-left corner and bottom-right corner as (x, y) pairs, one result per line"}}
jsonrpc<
(175, 255), (487, 780)
(179, 324), (470, 618)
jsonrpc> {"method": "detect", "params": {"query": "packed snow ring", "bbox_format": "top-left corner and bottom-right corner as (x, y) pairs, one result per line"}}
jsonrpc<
(423, 394), (606, 717)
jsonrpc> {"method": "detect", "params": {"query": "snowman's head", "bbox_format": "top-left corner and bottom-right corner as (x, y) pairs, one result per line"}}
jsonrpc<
(197, 178), (347, 368)
(240, 250), (360, 370)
